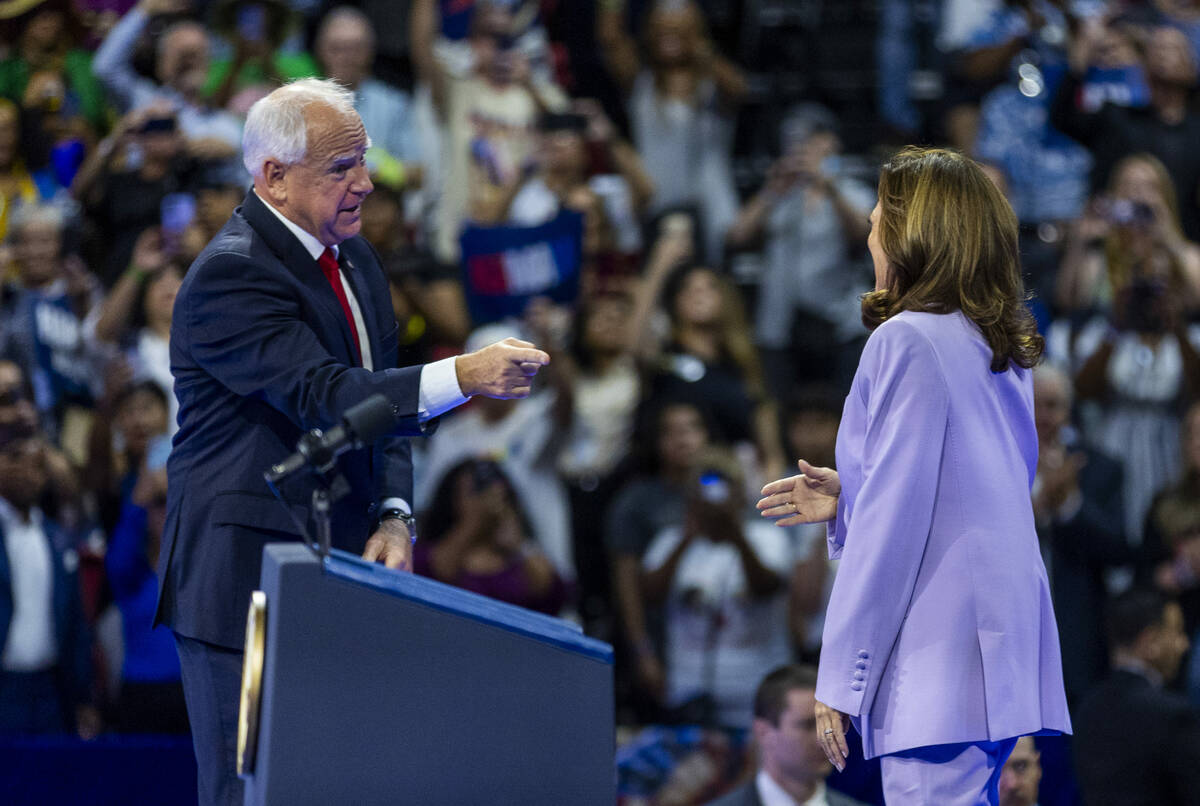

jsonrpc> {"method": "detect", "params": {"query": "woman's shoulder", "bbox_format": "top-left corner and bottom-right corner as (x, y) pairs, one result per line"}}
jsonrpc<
(871, 309), (981, 351)
(866, 310), (945, 352)
(858, 312), (959, 388)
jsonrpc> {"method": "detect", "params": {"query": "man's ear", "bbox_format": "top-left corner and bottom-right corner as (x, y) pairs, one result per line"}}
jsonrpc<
(258, 159), (289, 205)
(751, 716), (771, 749)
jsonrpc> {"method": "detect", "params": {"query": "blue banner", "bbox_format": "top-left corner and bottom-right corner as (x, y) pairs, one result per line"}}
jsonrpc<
(459, 210), (583, 325)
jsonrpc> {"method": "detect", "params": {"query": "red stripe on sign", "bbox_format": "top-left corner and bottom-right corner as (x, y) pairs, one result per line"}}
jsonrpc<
(467, 253), (508, 295)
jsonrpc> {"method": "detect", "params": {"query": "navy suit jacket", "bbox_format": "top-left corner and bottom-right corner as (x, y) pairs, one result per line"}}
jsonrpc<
(1038, 445), (1128, 703)
(0, 515), (91, 710)
(156, 190), (429, 649)
(1074, 669), (1200, 805)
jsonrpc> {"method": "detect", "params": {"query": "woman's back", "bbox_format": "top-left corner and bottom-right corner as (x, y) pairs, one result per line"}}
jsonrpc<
(822, 309), (1069, 758)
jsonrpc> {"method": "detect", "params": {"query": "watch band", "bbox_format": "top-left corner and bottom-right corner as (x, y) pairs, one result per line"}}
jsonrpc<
(378, 507), (417, 543)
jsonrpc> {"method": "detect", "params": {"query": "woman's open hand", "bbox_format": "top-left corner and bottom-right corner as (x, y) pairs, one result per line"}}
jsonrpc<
(756, 459), (840, 526)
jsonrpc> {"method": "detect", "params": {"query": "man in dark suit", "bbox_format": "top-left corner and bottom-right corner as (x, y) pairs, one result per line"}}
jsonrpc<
(706, 665), (869, 806)
(1074, 589), (1200, 805)
(1033, 364), (1130, 703)
(0, 422), (92, 737)
(158, 78), (549, 806)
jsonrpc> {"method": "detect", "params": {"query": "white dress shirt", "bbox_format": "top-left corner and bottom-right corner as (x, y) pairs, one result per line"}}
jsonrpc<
(757, 769), (831, 806)
(257, 194), (471, 514)
(0, 500), (58, 672)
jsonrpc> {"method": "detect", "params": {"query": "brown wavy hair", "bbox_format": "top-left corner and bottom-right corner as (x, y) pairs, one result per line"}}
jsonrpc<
(861, 147), (1044, 371)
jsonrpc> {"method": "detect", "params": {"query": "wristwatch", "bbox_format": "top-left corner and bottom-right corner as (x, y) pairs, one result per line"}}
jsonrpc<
(377, 507), (417, 543)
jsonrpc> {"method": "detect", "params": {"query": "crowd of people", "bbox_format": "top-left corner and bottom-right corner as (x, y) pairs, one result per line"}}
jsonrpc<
(1, 0), (1200, 804)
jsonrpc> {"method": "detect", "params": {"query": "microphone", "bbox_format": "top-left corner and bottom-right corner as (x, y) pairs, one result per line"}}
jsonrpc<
(264, 394), (397, 484)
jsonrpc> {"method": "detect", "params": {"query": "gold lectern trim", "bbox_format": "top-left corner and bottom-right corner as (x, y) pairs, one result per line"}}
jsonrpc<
(237, 590), (267, 779)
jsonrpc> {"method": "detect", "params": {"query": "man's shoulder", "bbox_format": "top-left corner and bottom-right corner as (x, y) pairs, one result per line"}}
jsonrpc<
(704, 780), (758, 806)
(184, 212), (276, 283)
(828, 787), (872, 806)
(1080, 671), (1189, 721)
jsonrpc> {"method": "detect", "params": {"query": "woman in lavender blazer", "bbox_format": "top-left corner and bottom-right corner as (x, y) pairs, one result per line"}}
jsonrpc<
(758, 147), (1071, 805)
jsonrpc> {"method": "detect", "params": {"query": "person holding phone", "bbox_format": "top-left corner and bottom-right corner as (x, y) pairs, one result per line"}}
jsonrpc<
(414, 459), (567, 615)
(727, 105), (874, 396)
(643, 448), (794, 728)
(758, 148), (1070, 805)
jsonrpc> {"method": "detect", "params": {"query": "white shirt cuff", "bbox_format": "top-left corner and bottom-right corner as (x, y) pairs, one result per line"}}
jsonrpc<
(380, 498), (412, 516)
(418, 357), (469, 422)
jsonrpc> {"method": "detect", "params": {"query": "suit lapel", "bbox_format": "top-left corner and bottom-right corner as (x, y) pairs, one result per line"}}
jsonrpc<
(240, 191), (361, 365)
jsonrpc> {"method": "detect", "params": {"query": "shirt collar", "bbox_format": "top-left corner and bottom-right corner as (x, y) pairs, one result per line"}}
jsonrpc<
(253, 190), (338, 262)
(756, 768), (828, 806)
(0, 497), (42, 531)
(1114, 657), (1164, 688)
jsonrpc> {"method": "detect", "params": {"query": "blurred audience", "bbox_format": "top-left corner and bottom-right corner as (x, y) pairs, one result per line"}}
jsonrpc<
(315, 7), (422, 186)
(410, 0), (569, 262)
(1055, 152), (1200, 315)
(1053, 22), (1200, 241)
(1074, 588), (1200, 805)
(419, 323), (574, 584)
(92, 0), (242, 171)
(608, 399), (708, 721)
(0, 0), (108, 135)
(641, 448), (795, 729)
(598, 0), (746, 263)
(630, 233), (785, 481)
(357, 184), (470, 367)
(0, 203), (105, 443)
(1033, 363), (1129, 703)
(104, 418), (186, 733)
(0, 420), (95, 737)
(727, 104), (873, 396)
(779, 387), (843, 662)
(91, 228), (181, 423)
(416, 458), (568, 616)
(204, 0), (318, 112)
(968, 0), (1094, 227)
(72, 104), (203, 285)
(1142, 400), (1200, 701)
(1050, 154), (1200, 547)
(543, 294), (641, 634)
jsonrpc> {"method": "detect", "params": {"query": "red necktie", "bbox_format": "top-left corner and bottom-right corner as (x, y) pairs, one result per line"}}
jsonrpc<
(317, 247), (362, 364)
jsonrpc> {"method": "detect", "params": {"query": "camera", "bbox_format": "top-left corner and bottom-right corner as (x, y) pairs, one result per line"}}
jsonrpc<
(1097, 198), (1155, 227)
(1122, 277), (1168, 334)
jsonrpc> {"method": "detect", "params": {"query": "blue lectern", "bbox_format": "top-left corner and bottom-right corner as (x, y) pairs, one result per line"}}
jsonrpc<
(238, 544), (614, 805)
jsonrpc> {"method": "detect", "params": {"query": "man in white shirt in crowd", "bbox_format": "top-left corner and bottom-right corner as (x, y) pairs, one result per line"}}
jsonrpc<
(0, 421), (94, 736)
(706, 665), (869, 806)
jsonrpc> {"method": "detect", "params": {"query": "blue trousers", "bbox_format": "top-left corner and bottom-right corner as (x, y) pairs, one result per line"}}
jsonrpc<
(880, 738), (1019, 806)
(175, 634), (245, 806)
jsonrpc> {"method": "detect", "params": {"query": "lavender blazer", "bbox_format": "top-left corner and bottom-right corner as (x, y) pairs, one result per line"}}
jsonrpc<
(816, 310), (1071, 759)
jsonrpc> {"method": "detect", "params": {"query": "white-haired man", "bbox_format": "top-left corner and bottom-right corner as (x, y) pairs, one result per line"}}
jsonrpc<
(157, 78), (549, 806)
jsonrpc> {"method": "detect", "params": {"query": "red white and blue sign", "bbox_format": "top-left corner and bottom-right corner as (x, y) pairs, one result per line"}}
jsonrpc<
(459, 210), (583, 324)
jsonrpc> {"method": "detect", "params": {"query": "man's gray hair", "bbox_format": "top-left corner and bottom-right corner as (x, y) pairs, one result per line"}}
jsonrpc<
(7, 202), (65, 244)
(242, 78), (359, 178)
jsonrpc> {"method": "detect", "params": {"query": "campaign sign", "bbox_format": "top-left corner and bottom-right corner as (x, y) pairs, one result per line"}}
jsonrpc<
(459, 210), (583, 324)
